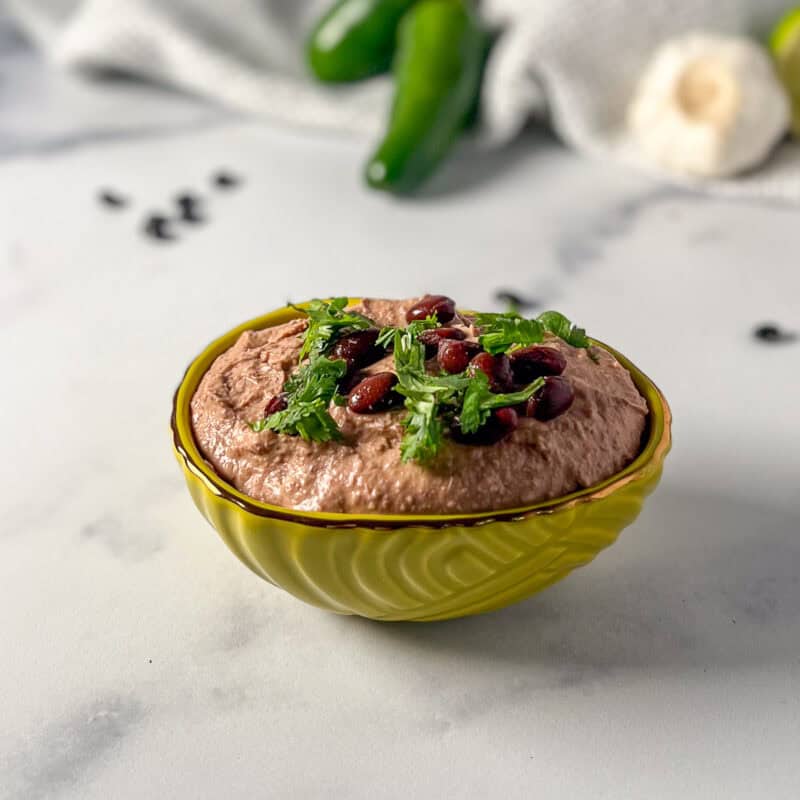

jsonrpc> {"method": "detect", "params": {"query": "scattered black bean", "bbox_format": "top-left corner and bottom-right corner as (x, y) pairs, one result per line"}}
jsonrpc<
(494, 289), (538, 311)
(142, 214), (176, 242)
(98, 189), (129, 209)
(100, 172), (245, 243)
(212, 170), (241, 190)
(753, 323), (796, 344)
(176, 193), (205, 224)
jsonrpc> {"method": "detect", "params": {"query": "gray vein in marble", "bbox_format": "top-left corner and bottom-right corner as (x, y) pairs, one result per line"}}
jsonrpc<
(5, 697), (145, 800)
(510, 185), (691, 309)
(80, 515), (164, 562)
(555, 186), (682, 275)
(215, 598), (275, 652)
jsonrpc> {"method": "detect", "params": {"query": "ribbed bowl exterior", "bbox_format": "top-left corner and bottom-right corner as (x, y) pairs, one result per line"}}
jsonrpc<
(172, 302), (671, 622)
(178, 452), (665, 621)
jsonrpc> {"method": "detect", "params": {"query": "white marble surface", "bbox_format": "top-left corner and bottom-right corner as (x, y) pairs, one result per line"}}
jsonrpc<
(2, 26), (800, 800)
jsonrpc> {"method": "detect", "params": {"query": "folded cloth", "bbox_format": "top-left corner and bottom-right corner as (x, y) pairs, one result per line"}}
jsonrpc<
(8, 0), (800, 201)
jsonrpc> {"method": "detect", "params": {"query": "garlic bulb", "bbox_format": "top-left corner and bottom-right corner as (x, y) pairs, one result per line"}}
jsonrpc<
(628, 33), (790, 178)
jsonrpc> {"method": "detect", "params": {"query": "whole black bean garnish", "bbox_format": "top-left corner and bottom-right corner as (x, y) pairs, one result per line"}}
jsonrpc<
(176, 193), (205, 224)
(98, 189), (129, 209)
(753, 323), (796, 344)
(212, 170), (241, 190)
(143, 214), (177, 242)
(494, 290), (539, 311)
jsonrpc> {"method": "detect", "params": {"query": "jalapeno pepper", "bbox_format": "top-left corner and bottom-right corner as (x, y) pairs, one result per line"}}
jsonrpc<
(307, 0), (419, 82)
(364, 0), (486, 193)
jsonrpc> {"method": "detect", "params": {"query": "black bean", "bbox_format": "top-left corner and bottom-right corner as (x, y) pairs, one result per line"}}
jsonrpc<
(348, 372), (401, 413)
(494, 289), (538, 311)
(406, 295), (456, 324)
(212, 170), (241, 190)
(264, 393), (289, 417)
(143, 214), (176, 242)
(753, 323), (796, 344)
(418, 326), (466, 357)
(526, 376), (575, 421)
(437, 340), (482, 374)
(329, 329), (383, 371)
(176, 193), (205, 224)
(98, 189), (129, 209)
(469, 352), (513, 392)
(509, 346), (567, 384)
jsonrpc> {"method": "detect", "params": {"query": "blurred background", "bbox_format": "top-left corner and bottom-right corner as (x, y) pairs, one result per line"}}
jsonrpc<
(2, 3), (799, 799)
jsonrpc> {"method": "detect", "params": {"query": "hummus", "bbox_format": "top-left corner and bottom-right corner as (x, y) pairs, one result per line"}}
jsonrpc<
(190, 298), (648, 514)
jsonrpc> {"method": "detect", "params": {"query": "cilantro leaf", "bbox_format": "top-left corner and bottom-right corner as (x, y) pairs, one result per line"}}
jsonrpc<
(391, 326), (469, 463)
(294, 297), (373, 362)
(474, 312), (544, 355)
(376, 326), (396, 350)
(536, 310), (589, 348)
(250, 357), (347, 442)
(399, 395), (443, 464)
(475, 309), (590, 353)
(377, 316), (438, 351)
(459, 371), (545, 434)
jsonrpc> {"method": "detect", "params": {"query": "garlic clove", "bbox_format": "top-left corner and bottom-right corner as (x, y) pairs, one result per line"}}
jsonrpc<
(628, 33), (790, 178)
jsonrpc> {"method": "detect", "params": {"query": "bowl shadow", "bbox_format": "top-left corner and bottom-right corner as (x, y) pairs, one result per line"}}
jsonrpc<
(342, 485), (800, 674)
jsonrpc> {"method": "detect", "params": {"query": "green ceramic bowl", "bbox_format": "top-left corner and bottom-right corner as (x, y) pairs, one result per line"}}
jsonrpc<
(172, 302), (672, 621)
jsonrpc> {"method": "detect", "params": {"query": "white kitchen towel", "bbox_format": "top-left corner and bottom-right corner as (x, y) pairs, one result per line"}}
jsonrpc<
(7, 0), (800, 201)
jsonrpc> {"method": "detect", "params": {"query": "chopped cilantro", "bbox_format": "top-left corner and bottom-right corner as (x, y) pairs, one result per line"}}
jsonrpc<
(459, 371), (544, 434)
(474, 312), (544, 354)
(536, 310), (589, 348)
(294, 297), (372, 361)
(376, 316), (438, 350)
(254, 299), (589, 460)
(475, 309), (589, 354)
(250, 357), (347, 442)
(391, 326), (469, 463)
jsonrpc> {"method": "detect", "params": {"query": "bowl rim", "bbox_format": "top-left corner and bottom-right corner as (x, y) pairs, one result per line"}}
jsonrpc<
(171, 300), (672, 530)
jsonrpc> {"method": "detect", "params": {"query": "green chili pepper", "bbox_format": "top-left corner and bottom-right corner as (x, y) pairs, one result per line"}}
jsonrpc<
(364, 0), (486, 193)
(307, 0), (419, 82)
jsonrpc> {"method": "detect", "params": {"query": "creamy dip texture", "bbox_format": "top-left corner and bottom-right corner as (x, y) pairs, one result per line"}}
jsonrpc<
(190, 298), (648, 514)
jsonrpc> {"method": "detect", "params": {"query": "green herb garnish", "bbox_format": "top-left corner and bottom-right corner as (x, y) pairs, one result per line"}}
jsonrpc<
(252, 299), (377, 443)
(254, 300), (588, 460)
(390, 322), (545, 462)
(250, 356), (347, 441)
(294, 297), (373, 361)
(536, 310), (589, 349)
(474, 313), (545, 355)
(376, 316), (438, 350)
(474, 310), (589, 354)
(459, 371), (544, 434)
(391, 326), (469, 463)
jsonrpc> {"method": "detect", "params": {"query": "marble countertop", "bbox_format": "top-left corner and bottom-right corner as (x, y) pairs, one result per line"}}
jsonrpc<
(2, 23), (799, 800)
